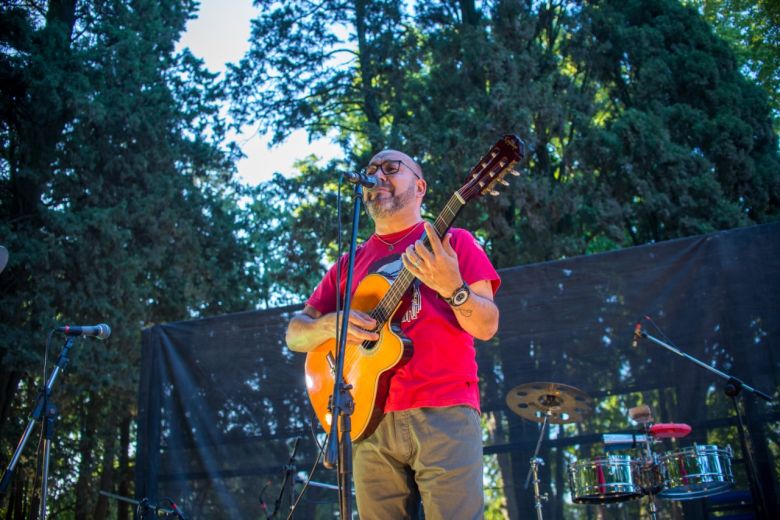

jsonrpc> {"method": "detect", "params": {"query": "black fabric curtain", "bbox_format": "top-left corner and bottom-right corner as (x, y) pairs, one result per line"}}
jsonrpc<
(136, 223), (780, 519)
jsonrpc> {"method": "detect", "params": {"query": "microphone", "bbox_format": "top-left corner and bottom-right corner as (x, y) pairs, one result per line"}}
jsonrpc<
(343, 171), (379, 188)
(632, 322), (642, 348)
(56, 323), (111, 340)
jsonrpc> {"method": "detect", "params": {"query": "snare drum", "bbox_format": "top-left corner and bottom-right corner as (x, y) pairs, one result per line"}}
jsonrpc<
(657, 444), (734, 500)
(568, 455), (642, 503)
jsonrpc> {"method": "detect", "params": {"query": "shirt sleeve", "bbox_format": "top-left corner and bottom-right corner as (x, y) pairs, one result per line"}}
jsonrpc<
(305, 255), (347, 315)
(449, 228), (501, 295)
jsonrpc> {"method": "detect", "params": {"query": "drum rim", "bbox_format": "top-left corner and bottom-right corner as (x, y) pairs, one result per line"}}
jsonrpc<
(567, 454), (635, 467)
(657, 480), (734, 500)
(659, 444), (729, 457)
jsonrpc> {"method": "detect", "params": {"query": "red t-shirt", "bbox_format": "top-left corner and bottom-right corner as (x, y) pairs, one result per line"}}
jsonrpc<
(306, 222), (500, 413)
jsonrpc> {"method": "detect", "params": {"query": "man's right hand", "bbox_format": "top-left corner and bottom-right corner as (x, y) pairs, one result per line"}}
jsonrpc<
(326, 309), (380, 346)
(285, 305), (379, 352)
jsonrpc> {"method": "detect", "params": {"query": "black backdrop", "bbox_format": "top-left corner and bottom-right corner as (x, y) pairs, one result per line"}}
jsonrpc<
(136, 223), (780, 519)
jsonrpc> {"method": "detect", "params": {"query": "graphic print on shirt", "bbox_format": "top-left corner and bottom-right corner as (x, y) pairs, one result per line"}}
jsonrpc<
(366, 254), (422, 324)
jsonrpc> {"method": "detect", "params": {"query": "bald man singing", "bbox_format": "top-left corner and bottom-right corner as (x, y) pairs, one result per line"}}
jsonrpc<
(286, 150), (501, 519)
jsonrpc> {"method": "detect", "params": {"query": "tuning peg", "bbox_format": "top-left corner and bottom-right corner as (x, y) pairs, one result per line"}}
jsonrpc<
(509, 169), (521, 176)
(489, 190), (500, 196)
(498, 178), (510, 186)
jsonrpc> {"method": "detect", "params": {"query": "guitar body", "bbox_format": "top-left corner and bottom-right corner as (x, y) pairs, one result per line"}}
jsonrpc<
(304, 273), (413, 441)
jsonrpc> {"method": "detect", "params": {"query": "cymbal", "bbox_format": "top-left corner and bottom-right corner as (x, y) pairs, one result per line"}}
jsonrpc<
(506, 382), (593, 424)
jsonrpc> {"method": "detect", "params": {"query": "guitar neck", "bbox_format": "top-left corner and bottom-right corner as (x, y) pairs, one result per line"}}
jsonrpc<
(370, 192), (466, 326)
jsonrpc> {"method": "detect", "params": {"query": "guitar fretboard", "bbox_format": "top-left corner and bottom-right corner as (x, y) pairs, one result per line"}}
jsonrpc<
(354, 136), (522, 345)
(366, 192), (466, 336)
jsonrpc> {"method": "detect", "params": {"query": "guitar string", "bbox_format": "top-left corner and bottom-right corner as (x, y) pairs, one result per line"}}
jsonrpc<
(363, 182), (482, 333)
(339, 195), (460, 371)
(323, 152), (519, 429)
(338, 161), (514, 373)
(341, 192), (468, 370)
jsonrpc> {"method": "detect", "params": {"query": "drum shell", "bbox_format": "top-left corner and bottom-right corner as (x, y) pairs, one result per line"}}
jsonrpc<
(567, 455), (642, 504)
(657, 444), (734, 500)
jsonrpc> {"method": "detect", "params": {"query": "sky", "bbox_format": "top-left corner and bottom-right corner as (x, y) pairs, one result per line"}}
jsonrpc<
(178, 0), (342, 185)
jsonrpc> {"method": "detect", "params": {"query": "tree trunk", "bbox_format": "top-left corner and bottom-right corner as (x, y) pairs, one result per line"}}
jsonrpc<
(117, 415), (132, 520)
(74, 394), (100, 518)
(92, 422), (118, 518)
(0, 371), (23, 438)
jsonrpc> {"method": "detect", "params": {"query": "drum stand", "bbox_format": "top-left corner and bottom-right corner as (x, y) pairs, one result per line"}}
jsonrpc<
(524, 412), (550, 520)
(638, 425), (660, 520)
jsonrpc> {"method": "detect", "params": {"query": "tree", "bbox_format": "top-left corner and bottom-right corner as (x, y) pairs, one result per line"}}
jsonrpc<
(229, 2), (779, 517)
(0, 0), (260, 516)
(574, 0), (779, 245)
(686, 0), (780, 119)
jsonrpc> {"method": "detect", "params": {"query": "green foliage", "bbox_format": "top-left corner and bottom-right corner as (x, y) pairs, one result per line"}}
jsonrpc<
(685, 0), (780, 118)
(227, 1), (780, 516)
(0, 0), (776, 516)
(0, 0), (259, 516)
(576, 0), (779, 245)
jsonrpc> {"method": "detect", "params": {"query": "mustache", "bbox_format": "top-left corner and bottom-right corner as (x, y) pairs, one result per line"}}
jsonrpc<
(366, 182), (392, 193)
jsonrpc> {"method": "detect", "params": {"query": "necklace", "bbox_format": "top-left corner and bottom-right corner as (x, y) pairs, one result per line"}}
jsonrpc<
(373, 222), (423, 251)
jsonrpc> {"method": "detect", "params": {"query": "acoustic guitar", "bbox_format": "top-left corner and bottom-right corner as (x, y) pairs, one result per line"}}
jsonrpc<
(305, 135), (525, 441)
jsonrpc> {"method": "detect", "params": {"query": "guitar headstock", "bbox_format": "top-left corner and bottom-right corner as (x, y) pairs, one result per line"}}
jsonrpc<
(459, 134), (525, 203)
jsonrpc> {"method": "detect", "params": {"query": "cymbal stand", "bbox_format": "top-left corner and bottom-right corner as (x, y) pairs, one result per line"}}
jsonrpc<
(524, 412), (550, 520)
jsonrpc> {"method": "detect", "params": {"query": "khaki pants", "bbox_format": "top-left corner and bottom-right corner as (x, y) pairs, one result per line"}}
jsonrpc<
(353, 406), (484, 520)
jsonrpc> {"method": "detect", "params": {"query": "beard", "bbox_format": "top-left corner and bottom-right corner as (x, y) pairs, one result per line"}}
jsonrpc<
(364, 181), (416, 220)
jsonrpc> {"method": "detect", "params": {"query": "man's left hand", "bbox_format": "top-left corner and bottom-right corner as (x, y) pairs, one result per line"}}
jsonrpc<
(402, 221), (463, 299)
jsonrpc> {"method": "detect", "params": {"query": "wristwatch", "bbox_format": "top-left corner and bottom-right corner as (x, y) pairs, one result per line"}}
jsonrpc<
(445, 282), (471, 307)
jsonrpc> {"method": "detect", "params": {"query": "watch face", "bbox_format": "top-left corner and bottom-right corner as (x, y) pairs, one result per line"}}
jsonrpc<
(452, 288), (469, 305)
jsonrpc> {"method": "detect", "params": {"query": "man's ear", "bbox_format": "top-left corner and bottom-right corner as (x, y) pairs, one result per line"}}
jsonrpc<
(417, 179), (427, 197)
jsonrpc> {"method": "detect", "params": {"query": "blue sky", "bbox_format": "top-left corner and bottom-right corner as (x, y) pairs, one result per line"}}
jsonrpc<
(179, 0), (342, 185)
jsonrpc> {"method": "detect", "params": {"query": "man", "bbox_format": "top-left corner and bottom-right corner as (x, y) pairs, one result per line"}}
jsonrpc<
(286, 149), (500, 519)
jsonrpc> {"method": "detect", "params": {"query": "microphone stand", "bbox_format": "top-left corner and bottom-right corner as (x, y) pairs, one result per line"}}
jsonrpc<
(271, 437), (300, 518)
(0, 337), (75, 519)
(322, 182), (363, 520)
(98, 491), (177, 518)
(636, 328), (772, 518)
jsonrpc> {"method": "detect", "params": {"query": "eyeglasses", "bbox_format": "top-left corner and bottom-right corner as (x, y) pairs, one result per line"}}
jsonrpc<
(365, 159), (421, 180)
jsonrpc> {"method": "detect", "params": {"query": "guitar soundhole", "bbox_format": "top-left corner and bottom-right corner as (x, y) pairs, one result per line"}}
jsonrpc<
(362, 339), (378, 352)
